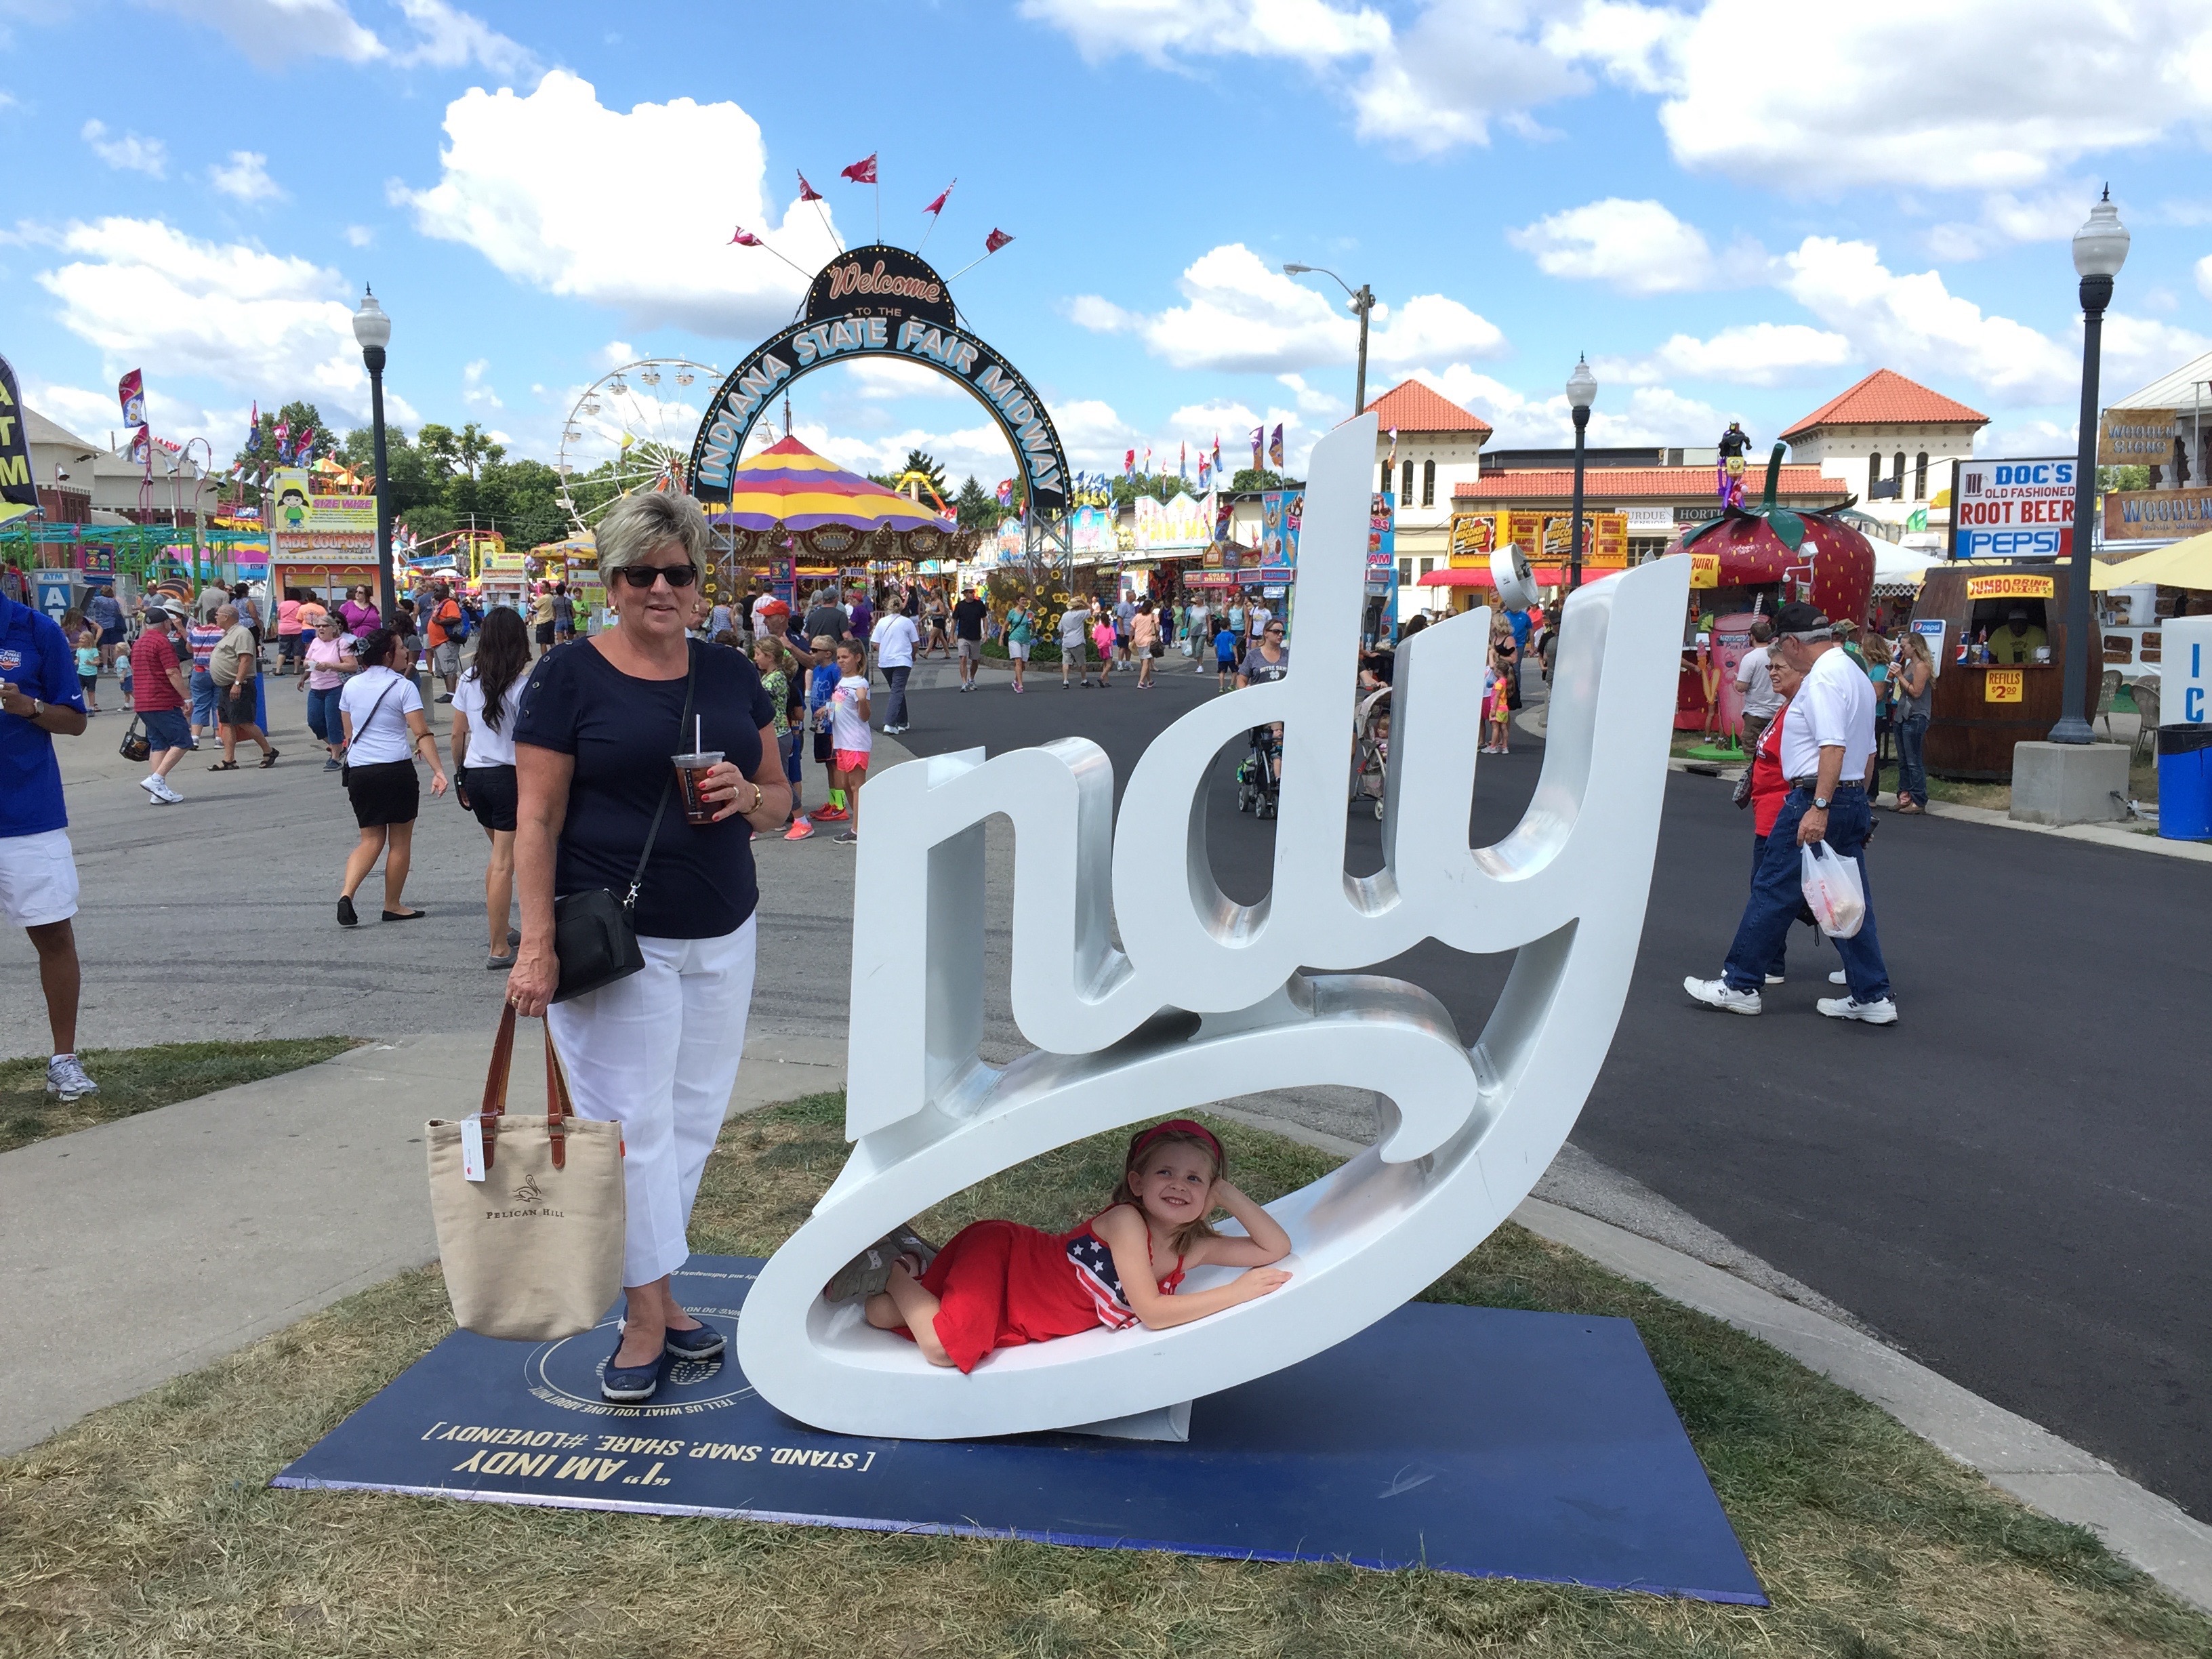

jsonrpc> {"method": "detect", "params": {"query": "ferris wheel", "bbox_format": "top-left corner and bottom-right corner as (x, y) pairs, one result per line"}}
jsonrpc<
(554, 357), (719, 536)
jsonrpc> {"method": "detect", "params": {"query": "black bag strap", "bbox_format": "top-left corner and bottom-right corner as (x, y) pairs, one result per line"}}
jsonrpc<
(350, 674), (402, 750)
(623, 643), (697, 914)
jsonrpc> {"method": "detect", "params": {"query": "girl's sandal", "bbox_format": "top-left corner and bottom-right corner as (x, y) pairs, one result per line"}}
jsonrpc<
(207, 760), (239, 771)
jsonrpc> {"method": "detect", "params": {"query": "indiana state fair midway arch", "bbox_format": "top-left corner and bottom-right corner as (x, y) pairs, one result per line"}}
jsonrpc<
(687, 244), (1070, 520)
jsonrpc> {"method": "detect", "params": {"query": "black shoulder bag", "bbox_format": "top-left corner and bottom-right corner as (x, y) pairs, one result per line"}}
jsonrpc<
(551, 645), (696, 1004)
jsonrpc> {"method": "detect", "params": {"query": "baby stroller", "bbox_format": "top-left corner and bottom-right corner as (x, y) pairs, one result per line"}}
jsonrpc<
(1235, 724), (1282, 820)
(1349, 684), (1391, 821)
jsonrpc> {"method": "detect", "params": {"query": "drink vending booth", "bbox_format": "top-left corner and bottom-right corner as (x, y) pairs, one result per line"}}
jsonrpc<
(1906, 565), (2079, 780)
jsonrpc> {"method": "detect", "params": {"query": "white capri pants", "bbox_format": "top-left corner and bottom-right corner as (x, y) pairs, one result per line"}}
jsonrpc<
(548, 916), (757, 1287)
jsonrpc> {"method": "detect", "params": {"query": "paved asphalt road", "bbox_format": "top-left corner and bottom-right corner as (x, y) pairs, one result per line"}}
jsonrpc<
(893, 650), (2212, 1522)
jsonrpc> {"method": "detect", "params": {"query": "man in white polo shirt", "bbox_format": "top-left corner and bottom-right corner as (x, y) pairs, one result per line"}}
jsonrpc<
(1686, 600), (1896, 1024)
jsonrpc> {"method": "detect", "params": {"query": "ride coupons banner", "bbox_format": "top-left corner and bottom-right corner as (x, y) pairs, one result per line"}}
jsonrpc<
(0, 354), (35, 510)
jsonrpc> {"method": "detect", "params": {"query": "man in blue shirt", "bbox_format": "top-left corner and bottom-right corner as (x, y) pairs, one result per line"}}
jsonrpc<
(0, 588), (98, 1100)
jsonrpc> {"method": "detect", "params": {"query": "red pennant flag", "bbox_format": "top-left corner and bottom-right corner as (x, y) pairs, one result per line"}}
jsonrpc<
(729, 226), (763, 246)
(797, 171), (823, 202)
(922, 180), (954, 216)
(840, 153), (878, 184)
(984, 227), (1013, 253)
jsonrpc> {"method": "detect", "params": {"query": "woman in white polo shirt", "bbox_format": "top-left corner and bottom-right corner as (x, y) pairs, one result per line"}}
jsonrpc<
(335, 627), (449, 928)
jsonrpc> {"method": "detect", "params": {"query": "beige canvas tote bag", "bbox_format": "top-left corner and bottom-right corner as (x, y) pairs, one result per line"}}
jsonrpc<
(427, 1003), (626, 1341)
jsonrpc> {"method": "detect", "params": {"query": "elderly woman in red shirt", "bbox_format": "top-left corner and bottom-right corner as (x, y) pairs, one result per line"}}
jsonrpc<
(1744, 655), (1805, 985)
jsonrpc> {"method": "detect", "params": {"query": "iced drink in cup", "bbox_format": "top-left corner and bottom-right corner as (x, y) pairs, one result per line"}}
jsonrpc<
(673, 752), (725, 825)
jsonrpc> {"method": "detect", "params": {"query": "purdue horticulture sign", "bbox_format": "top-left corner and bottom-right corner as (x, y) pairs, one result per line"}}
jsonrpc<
(690, 245), (1069, 516)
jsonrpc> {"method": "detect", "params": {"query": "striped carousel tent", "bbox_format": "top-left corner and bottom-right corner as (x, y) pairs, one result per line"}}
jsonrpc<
(710, 434), (960, 562)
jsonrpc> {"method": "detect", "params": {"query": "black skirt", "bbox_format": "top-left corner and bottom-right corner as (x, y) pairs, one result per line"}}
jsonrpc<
(462, 761), (518, 833)
(347, 758), (420, 827)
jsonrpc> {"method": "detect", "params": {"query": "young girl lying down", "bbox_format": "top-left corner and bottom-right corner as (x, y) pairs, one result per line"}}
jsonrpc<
(823, 1120), (1292, 1373)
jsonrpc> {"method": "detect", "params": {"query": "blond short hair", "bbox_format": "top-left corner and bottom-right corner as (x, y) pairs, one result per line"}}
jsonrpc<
(597, 491), (708, 577)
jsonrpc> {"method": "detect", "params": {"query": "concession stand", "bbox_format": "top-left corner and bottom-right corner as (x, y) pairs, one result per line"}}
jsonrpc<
(1908, 565), (2080, 780)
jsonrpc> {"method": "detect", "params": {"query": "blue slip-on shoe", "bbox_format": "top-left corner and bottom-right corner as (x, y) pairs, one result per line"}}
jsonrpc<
(663, 1320), (724, 1362)
(600, 1343), (662, 1403)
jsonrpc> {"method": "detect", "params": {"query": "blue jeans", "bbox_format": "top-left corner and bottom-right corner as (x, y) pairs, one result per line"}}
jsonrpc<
(1895, 713), (1928, 805)
(190, 668), (219, 729)
(1725, 786), (1891, 1002)
(882, 664), (910, 727)
(1749, 835), (1788, 979)
(307, 685), (345, 747)
(781, 729), (803, 786)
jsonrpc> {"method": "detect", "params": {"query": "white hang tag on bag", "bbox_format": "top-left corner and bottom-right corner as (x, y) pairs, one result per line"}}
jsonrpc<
(459, 1117), (487, 1183)
(1799, 840), (1866, 939)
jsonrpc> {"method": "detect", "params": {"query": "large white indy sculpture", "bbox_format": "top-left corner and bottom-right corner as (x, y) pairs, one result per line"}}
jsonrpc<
(737, 414), (1691, 1439)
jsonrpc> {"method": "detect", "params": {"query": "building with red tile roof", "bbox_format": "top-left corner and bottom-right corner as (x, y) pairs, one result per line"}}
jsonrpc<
(1361, 378), (1494, 583)
(1778, 370), (1989, 542)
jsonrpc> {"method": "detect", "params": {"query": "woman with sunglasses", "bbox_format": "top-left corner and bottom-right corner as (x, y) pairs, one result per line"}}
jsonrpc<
(505, 491), (794, 1405)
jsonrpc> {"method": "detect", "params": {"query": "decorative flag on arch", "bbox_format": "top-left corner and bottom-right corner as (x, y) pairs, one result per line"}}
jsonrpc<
(797, 171), (823, 202)
(730, 226), (764, 246)
(922, 181), (954, 216)
(1269, 424), (1285, 468)
(840, 153), (878, 184)
(984, 228), (1014, 253)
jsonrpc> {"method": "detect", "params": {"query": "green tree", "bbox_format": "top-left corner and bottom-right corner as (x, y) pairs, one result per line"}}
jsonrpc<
(2098, 465), (2150, 492)
(228, 400), (332, 503)
(954, 475), (1006, 531)
(901, 449), (948, 499)
(1229, 468), (1300, 492)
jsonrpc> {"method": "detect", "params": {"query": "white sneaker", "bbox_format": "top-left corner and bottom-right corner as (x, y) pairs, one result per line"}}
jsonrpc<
(1829, 970), (1848, 985)
(1763, 973), (1785, 985)
(152, 779), (184, 804)
(1817, 995), (1898, 1025)
(46, 1052), (99, 1101)
(139, 774), (163, 796)
(1683, 976), (1761, 1015)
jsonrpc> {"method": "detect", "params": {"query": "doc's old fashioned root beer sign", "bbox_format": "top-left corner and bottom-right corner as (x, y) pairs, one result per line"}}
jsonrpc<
(689, 245), (1069, 516)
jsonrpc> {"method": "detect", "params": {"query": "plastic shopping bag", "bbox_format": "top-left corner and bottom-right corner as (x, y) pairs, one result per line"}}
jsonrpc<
(1799, 840), (1866, 939)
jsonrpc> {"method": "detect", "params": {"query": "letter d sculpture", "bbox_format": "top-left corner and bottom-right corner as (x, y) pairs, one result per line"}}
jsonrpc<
(739, 413), (1691, 1439)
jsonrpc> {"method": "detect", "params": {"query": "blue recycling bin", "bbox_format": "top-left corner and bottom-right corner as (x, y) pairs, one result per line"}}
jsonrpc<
(2158, 724), (2212, 841)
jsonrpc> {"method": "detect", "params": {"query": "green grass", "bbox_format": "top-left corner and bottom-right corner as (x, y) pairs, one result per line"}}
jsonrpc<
(0, 1036), (361, 1153)
(3, 1092), (2208, 1657)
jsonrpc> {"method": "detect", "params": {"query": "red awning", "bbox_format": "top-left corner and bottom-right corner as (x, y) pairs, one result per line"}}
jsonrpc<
(1418, 565), (1623, 587)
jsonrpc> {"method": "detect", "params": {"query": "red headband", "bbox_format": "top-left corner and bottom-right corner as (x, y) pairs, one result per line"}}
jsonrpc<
(1127, 1119), (1223, 1170)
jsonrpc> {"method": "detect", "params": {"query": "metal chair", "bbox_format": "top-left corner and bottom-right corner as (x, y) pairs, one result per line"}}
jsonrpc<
(2097, 668), (2121, 739)
(2131, 680), (2160, 763)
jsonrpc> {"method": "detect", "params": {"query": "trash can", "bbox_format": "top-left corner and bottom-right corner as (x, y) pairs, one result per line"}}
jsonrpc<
(2157, 723), (2212, 840)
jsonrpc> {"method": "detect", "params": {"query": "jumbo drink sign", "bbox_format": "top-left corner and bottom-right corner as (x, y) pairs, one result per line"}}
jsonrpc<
(737, 415), (1691, 1440)
(691, 246), (1071, 516)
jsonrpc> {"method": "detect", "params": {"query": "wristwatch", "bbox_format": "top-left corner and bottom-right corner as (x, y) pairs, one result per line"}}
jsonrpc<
(1812, 794), (1831, 810)
(28, 698), (42, 720)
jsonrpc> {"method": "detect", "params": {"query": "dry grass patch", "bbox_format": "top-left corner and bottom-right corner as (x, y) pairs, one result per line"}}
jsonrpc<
(3, 1092), (2208, 1658)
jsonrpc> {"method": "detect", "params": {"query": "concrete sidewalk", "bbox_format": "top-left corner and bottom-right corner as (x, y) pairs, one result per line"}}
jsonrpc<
(0, 1027), (845, 1456)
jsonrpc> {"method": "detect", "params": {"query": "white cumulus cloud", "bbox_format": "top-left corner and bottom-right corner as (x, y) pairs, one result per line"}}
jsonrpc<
(209, 150), (283, 203)
(1598, 323), (1856, 388)
(1071, 242), (1503, 374)
(33, 216), (396, 419)
(462, 357), (500, 409)
(82, 119), (166, 177)
(1019, 0), (1389, 68)
(142, 0), (532, 73)
(1507, 197), (1759, 294)
(401, 70), (840, 337)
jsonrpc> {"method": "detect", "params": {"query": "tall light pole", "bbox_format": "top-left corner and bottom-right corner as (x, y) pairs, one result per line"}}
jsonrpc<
(352, 287), (397, 622)
(2051, 188), (2129, 744)
(1565, 354), (1597, 593)
(1283, 263), (1377, 418)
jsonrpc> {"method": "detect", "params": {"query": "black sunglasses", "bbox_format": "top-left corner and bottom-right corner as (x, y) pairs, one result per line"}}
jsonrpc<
(616, 562), (698, 589)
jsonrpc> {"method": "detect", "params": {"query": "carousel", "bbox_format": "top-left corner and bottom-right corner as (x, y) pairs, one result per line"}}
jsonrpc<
(708, 435), (972, 605)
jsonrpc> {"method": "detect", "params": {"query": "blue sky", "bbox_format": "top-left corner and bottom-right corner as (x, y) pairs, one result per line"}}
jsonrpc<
(5, 0), (2211, 493)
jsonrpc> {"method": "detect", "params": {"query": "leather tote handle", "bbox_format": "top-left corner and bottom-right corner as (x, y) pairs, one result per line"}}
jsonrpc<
(477, 999), (518, 1170)
(542, 1023), (577, 1170)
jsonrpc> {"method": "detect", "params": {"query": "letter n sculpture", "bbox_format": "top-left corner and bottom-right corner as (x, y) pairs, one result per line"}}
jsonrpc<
(739, 414), (1692, 1438)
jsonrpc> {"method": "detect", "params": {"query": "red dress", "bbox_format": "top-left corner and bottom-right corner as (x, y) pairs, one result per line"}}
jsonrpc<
(907, 1206), (1188, 1374)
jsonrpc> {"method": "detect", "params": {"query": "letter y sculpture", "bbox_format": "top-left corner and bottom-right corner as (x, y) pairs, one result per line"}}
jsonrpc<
(738, 414), (1691, 1438)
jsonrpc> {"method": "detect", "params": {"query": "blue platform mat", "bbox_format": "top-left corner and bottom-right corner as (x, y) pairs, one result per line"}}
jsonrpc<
(272, 1256), (1763, 1603)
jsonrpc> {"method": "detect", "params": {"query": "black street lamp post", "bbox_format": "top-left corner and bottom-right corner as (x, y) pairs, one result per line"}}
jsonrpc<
(352, 287), (397, 622)
(1283, 263), (1377, 417)
(2051, 190), (2129, 744)
(1565, 355), (1597, 593)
